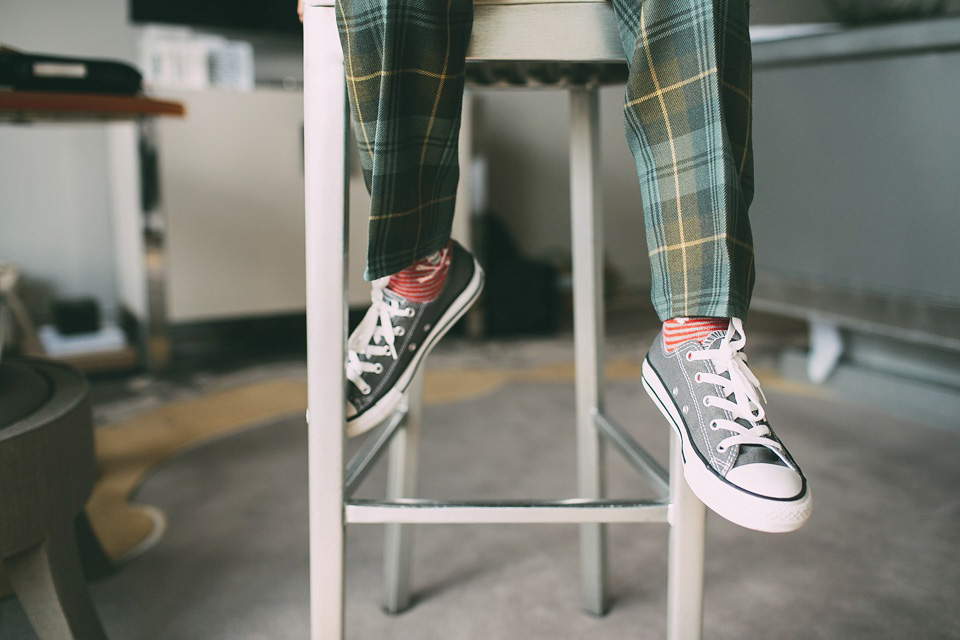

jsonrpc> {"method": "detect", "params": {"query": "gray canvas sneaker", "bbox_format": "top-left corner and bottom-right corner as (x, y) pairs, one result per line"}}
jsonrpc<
(345, 240), (484, 438)
(642, 318), (812, 532)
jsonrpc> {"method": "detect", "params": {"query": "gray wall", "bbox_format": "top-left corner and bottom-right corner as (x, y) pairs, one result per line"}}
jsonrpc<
(0, 0), (137, 59)
(753, 0), (960, 23)
(474, 86), (650, 289)
(752, 1), (832, 24)
(750, 44), (960, 305)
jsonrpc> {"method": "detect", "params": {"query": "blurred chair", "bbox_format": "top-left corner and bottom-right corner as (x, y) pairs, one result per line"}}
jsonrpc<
(0, 357), (108, 640)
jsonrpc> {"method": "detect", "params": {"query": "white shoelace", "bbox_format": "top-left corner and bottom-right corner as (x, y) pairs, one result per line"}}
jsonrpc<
(689, 318), (789, 463)
(346, 277), (415, 395)
(345, 252), (447, 396)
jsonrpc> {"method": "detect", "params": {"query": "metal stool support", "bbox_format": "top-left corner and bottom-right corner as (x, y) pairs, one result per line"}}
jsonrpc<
(303, 3), (706, 638)
(570, 85), (609, 616)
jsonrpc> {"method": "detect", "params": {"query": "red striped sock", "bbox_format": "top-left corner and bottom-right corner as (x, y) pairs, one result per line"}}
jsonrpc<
(662, 317), (730, 353)
(386, 242), (452, 302)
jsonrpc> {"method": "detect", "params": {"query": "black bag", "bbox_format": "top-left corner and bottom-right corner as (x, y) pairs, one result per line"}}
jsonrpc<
(480, 213), (561, 336)
(0, 47), (142, 94)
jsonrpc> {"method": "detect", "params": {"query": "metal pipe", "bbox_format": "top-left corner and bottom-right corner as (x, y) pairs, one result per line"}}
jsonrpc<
(594, 412), (669, 498)
(348, 499), (669, 524)
(666, 433), (706, 640)
(570, 83), (609, 616)
(344, 409), (407, 499)
(382, 374), (424, 613)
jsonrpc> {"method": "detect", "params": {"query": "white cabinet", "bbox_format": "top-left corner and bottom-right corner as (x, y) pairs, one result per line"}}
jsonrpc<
(157, 88), (309, 322)
(156, 88), (474, 322)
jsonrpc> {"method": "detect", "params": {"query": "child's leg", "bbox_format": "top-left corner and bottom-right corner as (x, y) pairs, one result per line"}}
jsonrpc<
(612, 0), (811, 532)
(335, 0), (474, 281)
(335, 0), (482, 436)
(612, 0), (754, 321)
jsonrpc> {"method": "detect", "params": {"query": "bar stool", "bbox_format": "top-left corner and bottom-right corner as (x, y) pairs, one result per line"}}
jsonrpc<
(302, 2), (707, 638)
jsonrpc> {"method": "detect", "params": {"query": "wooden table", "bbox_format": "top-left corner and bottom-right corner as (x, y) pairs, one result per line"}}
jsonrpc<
(0, 90), (185, 371)
(0, 90), (184, 121)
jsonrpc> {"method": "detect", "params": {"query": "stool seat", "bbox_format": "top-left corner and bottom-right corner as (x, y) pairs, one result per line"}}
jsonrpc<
(469, 0), (623, 62)
(0, 358), (108, 640)
(311, 0), (624, 63)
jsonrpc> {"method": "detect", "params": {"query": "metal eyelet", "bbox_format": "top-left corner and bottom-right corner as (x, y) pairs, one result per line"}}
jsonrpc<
(703, 397), (711, 407)
(681, 405), (689, 415)
(686, 352), (693, 360)
(709, 420), (719, 430)
(373, 364), (384, 374)
(423, 323), (432, 332)
(672, 387), (679, 396)
(716, 444), (726, 453)
(394, 327), (405, 336)
(408, 343), (417, 352)
(695, 373), (702, 383)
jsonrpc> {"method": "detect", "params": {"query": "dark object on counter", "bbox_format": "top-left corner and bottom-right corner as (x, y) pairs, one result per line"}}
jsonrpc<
(130, 0), (302, 35)
(53, 299), (101, 336)
(0, 47), (142, 94)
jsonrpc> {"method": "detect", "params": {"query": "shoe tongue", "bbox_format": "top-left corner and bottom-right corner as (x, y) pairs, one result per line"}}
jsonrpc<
(730, 417), (786, 469)
(382, 288), (410, 305)
(732, 443), (785, 468)
(702, 330), (727, 349)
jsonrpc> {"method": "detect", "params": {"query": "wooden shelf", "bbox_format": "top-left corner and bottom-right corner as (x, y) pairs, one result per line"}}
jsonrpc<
(0, 90), (185, 123)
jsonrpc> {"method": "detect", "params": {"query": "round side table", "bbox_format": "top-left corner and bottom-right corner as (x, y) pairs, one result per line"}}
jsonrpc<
(0, 358), (108, 640)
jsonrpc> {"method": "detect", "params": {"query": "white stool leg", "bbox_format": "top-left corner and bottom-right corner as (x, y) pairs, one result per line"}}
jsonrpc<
(570, 85), (608, 616)
(304, 5), (349, 639)
(667, 433), (706, 640)
(382, 372), (424, 613)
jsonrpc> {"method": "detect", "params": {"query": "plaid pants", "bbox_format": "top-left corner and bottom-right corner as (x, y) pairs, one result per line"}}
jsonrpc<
(336, 0), (755, 321)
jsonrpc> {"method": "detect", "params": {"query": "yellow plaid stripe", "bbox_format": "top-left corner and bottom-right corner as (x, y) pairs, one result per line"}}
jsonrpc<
(346, 69), (465, 83)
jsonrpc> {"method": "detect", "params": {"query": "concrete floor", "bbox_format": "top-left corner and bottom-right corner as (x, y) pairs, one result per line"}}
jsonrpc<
(2, 313), (958, 640)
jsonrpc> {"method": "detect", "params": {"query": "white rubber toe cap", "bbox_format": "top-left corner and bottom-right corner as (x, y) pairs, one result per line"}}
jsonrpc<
(726, 463), (803, 499)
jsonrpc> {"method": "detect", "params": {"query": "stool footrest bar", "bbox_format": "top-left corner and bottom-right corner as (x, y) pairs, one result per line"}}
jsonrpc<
(345, 409), (407, 498)
(347, 499), (669, 524)
(594, 411), (669, 498)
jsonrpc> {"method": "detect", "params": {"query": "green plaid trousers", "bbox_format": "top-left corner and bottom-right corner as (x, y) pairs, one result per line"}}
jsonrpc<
(336, 0), (755, 321)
